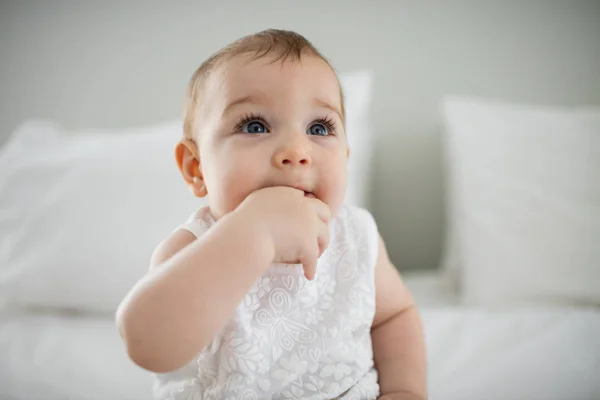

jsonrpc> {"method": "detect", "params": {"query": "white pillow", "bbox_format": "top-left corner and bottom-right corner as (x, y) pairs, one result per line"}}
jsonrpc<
(441, 96), (600, 306)
(342, 71), (374, 209)
(0, 71), (373, 314)
(0, 120), (201, 313)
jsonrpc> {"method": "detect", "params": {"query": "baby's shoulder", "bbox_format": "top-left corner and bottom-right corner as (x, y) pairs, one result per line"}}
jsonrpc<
(149, 229), (196, 270)
(175, 206), (215, 239)
(148, 207), (212, 271)
(331, 203), (380, 266)
(334, 203), (378, 236)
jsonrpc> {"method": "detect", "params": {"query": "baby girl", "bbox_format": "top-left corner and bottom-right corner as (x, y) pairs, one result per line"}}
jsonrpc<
(117, 29), (427, 400)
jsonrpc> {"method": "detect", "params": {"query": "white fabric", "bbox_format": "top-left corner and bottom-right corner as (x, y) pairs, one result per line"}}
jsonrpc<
(402, 270), (460, 308)
(0, 310), (155, 400)
(154, 204), (380, 400)
(3, 273), (600, 400)
(0, 71), (373, 315)
(425, 306), (600, 400)
(441, 96), (600, 306)
(342, 71), (374, 209)
(0, 120), (201, 313)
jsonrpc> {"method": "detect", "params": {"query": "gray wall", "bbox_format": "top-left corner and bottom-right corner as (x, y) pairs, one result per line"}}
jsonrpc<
(1, 0), (599, 270)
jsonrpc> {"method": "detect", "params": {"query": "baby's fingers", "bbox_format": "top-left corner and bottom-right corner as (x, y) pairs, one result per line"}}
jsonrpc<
(317, 221), (330, 257)
(308, 198), (331, 224)
(299, 245), (318, 281)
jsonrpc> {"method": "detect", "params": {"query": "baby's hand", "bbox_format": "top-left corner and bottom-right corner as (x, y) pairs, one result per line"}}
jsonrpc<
(237, 186), (331, 280)
(377, 394), (426, 400)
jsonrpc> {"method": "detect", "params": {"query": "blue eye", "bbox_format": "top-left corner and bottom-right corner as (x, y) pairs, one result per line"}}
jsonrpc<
(242, 121), (268, 134)
(308, 123), (328, 136)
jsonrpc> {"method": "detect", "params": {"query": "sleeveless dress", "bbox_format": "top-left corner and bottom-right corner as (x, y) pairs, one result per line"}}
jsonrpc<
(153, 203), (380, 400)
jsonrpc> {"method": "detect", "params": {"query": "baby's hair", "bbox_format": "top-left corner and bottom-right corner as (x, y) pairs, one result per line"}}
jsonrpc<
(182, 29), (344, 140)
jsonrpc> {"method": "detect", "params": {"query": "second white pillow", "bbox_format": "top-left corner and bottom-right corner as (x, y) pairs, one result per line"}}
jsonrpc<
(442, 97), (600, 307)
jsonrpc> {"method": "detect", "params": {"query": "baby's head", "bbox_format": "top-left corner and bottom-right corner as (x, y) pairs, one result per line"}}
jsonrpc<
(176, 29), (349, 219)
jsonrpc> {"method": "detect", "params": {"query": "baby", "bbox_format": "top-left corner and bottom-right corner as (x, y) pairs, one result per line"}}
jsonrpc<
(117, 29), (426, 400)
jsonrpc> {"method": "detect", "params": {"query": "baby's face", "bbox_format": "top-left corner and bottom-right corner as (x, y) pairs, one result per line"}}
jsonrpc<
(195, 55), (348, 219)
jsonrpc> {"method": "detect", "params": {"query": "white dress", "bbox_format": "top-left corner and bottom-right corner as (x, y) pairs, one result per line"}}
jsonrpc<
(153, 203), (380, 400)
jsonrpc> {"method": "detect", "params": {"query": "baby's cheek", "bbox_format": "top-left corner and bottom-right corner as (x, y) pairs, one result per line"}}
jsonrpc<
(322, 159), (348, 212)
(221, 169), (261, 210)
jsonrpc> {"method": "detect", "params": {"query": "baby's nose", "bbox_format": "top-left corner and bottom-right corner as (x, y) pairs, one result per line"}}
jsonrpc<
(273, 141), (311, 168)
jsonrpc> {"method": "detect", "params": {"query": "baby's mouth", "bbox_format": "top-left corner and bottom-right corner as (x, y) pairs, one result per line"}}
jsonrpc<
(278, 183), (316, 198)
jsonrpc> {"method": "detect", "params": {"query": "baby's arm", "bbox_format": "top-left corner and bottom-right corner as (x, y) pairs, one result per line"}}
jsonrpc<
(371, 234), (427, 400)
(116, 187), (330, 374)
(116, 208), (274, 373)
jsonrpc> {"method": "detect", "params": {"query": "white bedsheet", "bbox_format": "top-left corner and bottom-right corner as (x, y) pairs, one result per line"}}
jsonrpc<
(1, 273), (599, 400)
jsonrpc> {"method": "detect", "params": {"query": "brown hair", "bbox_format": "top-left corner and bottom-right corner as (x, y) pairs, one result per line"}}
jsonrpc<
(182, 29), (344, 139)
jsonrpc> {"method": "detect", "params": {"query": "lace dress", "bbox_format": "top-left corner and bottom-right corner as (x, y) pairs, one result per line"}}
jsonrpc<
(153, 203), (380, 400)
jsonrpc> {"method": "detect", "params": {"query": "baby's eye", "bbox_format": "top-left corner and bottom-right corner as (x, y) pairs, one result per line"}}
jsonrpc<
(307, 123), (328, 136)
(242, 121), (268, 134)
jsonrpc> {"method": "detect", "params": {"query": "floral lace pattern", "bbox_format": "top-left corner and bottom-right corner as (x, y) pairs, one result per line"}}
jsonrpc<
(153, 204), (380, 400)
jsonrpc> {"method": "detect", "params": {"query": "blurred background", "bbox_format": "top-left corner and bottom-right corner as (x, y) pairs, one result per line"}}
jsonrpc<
(2, 0), (599, 270)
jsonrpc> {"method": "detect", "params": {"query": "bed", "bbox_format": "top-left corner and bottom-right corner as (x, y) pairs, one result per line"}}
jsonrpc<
(1, 271), (599, 400)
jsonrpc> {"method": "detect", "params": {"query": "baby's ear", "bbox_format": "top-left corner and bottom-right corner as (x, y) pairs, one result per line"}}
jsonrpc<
(175, 139), (208, 198)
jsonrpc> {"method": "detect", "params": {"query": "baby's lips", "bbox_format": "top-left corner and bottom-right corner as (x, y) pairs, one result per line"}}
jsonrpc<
(276, 184), (316, 198)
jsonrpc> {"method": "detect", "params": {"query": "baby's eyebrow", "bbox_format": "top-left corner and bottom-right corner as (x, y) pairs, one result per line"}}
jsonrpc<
(222, 94), (343, 121)
(313, 98), (343, 121)
(223, 94), (269, 116)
